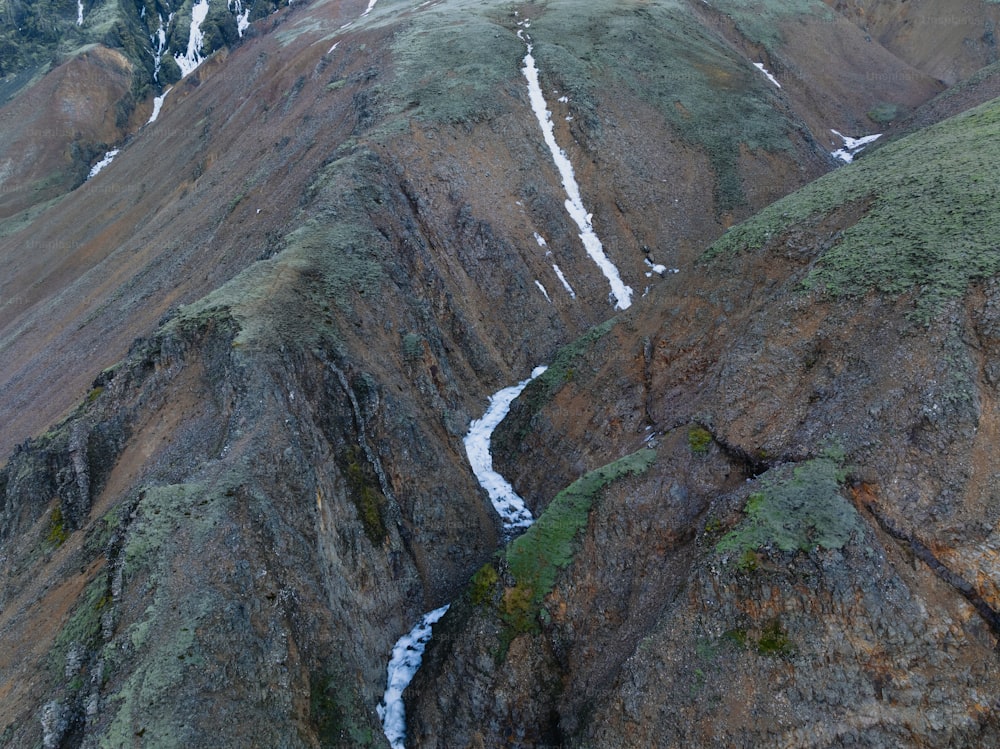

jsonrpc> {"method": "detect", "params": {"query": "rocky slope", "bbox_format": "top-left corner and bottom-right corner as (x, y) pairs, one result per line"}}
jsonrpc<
(409, 90), (1000, 747)
(1, 0), (1000, 747)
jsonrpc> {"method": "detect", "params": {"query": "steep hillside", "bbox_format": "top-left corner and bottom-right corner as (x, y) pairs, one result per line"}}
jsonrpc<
(1, 0), (1000, 747)
(409, 93), (1000, 747)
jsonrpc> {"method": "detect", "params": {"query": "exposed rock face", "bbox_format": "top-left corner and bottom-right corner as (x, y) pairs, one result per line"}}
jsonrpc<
(2, 0), (1000, 747)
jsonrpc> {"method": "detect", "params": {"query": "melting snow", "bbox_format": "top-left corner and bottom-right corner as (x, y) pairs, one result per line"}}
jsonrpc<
(175, 0), (211, 78)
(464, 365), (548, 530)
(147, 88), (170, 123)
(552, 264), (576, 298)
(87, 149), (119, 180)
(535, 280), (552, 302)
(753, 62), (781, 88)
(644, 258), (667, 275)
(378, 604), (450, 749)
(533, 232), (547, 247)
(518, 26), (633, 310)
(830, 129), (881, 164)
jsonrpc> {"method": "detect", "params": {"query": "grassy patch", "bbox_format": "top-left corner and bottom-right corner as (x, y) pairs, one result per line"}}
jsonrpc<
(705, 97), (1000, 323)
(716, 455), (860, 557)
(504, 448), (657, 618)
(527, 1), (796, 212)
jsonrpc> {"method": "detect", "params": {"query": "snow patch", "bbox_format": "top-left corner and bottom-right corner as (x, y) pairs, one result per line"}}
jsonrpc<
(753, 62), (780, 88)
(361, 0), (378, 16)
(175, 0), (211, 78)
(87, 150), (120, 180)
(533, 232), (547, 247)
(535, 280), (552, 302)
(77, 0), (84, 25)
(644, 258), (667, 275)
(377, 604), (450, 749)
(464, 366), (548, 530)
(147, 87), (171, 123)
(518, 27), (633, 310)
(552, 264), (576, 298)
(830, 129), (881, 164)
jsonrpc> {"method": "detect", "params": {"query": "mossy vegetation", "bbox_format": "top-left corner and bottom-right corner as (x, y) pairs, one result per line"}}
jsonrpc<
(46, 503), (69, 547)
(706, 97), (1000, 323)
(385, 1), (524, 129)
(339, 445), (386, 544)
(50, 575), (109, 675)
(502, 448), (658, 628)
(704, 0), (835, 51)
(687, 425), (713, 453)
(469, 563), (499, 606)
(527, 1), (797, 211)
(756, 618), (795, 656)
(716, 454), (860, 557)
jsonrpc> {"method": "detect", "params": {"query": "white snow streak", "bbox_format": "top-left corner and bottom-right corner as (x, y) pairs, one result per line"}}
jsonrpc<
(535, 280), (552, 302)
(229, 0), (251, 36)
(533, 232), (547, 247)
(361, 0), (378, 16)
(464, 365), (548, 530)
(175, 0), (210, 78)
(518, 27), (633, 310)
(377, 604), (450, 749)
(552, 264), (576, 298)
(87, 149), (120, 180)
(147, 88), (171, 123)
(753, 62), (780, 88)
(830, 129), (881, 164)
(77, 0), (84, 25)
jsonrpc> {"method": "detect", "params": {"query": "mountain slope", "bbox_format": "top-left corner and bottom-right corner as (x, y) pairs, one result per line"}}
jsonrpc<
(407, 92), (1000, 747)
(2, 0), (1000, 747)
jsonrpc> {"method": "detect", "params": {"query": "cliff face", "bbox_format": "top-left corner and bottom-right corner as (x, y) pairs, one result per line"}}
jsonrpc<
(2, 0), (1000, 746)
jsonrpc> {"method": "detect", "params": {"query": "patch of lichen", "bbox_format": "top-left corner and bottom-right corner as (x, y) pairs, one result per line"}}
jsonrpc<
(705, 97), (1000, 323)
(716, 454), (860, 558)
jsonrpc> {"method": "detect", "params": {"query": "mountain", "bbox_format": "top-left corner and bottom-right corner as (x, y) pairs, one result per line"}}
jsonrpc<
(1, 0), (999, 747)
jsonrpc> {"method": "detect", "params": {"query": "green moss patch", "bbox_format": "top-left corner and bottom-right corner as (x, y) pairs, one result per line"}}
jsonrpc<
(706, 97), (1000, 323)
(716, 455), (860, 556)
(505, 448), (658, 616)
